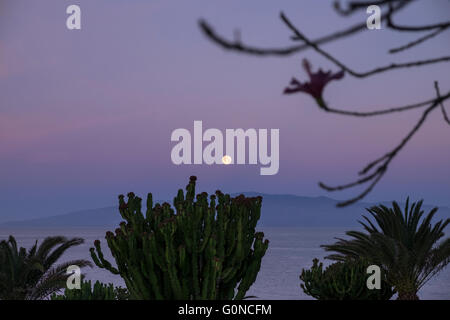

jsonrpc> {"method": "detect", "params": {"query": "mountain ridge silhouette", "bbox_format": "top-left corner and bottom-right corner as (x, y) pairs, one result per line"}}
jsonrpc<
(1, 194), (448, 228)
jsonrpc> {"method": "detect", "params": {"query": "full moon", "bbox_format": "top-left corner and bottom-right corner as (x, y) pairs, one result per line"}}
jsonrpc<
(222, 155), (232, 165)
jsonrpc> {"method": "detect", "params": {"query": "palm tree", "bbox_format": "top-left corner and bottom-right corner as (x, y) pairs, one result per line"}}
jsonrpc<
(322, 198), (450, 300)
(0, 235), (92, 300)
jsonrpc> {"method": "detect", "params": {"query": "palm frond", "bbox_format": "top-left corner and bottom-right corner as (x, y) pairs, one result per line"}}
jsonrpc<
(322, 198), (450, 299)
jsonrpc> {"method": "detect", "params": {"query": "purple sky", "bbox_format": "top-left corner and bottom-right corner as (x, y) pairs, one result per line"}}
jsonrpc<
(1, 0), (449, 221)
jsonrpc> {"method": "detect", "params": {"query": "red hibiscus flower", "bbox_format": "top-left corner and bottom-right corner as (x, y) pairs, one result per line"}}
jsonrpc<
(284, 59), (345, 109)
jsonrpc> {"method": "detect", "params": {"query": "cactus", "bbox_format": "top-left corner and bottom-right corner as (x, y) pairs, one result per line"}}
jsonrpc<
(300, 258), (394, 300)
(50, 280), (129, 300)
(90, 176), (269, 300)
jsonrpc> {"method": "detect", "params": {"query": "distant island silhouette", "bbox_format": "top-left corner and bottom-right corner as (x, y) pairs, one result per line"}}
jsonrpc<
(2, 194), (449, 228)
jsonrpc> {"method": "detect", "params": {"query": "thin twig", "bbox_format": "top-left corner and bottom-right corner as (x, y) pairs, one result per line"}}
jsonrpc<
(435, 81), (450, 126)
(322, 97), (439, 117)
(335, 171), (386, 207)
(319, 168), (383, 191)
(333, 0), (406, 16)
(389, 27), (449, 54)
(387, 2), (450, 31)
(198, 20), (300, 56)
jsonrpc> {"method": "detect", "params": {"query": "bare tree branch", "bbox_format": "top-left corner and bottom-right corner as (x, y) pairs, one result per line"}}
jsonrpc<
(197, 0), (410, 58)
(319, 94), (444, 207)
(199, 0), (450, 206)
(280, 12), (450, 78)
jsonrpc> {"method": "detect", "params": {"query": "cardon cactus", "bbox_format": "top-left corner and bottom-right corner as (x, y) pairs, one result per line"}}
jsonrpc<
(300, 258), (395, 300)
(50, 280), (129, 300)
(90, 176), (269, 300)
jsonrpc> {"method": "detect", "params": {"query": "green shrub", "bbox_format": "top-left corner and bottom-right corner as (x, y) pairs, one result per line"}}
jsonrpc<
(50, 280), (129, 300)
(300, 258), (394, 300)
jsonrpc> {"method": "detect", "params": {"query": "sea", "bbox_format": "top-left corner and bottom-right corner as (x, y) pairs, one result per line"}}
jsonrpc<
(0, 227), (448, 300)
